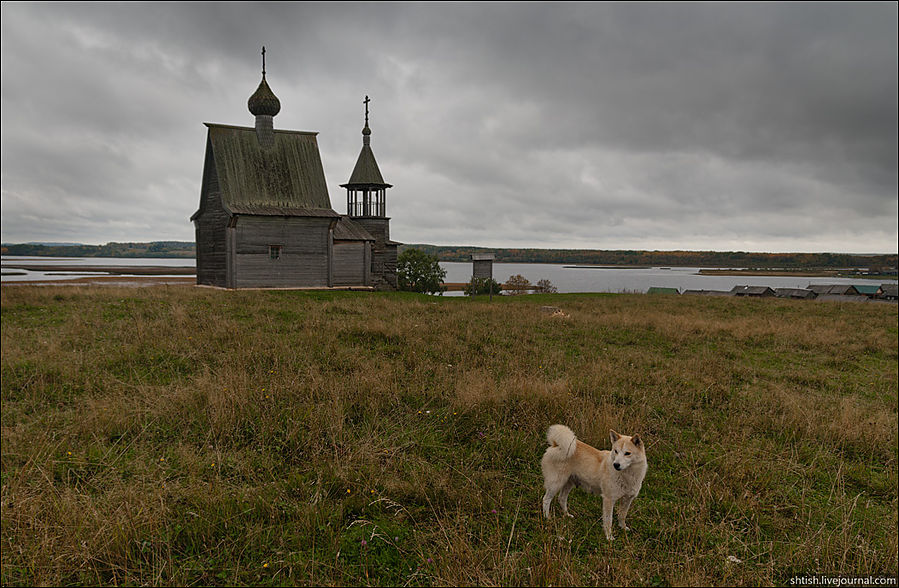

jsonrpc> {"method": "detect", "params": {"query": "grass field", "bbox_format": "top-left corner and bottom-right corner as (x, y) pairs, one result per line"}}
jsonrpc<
(1, 285), (896, 586)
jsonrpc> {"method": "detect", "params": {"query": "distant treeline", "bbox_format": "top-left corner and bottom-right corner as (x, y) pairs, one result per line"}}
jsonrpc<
(2, 241), (896, 270)
(399, 244), (898, 270)
(1, 241), (196, 258)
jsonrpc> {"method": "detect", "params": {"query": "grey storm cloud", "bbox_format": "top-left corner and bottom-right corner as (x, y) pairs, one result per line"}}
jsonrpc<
(1, 2), (896, 252)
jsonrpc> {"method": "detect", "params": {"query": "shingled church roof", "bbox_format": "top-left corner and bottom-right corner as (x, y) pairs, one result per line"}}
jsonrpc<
(193, 123), (338, 219)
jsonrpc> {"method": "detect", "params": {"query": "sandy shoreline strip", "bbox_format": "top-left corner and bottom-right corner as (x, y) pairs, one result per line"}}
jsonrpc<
(1, 263), (195, 275)
(2, 276), (197, 287)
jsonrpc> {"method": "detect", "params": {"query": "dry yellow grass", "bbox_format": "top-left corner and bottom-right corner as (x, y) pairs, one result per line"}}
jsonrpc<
(1, 285), (896, 586)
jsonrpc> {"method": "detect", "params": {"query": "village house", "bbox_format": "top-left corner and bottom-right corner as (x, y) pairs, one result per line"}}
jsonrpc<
(191, 50), (398, 289)
(730, 285), (776, 297)
(774, 288), (817, 300)
(682, 290), (732, 297)
(808, 284), (860, 296)
(852, 284), (883, 299)
(880, 284), (898, 301)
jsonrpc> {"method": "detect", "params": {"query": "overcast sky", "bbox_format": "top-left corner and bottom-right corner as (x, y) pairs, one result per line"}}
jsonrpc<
(1, 2), (897, 253)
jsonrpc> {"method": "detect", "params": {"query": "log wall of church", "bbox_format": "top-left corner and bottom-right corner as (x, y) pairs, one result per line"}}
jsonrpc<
(194, 146), (229, 287)
(231, 216), (333, 288)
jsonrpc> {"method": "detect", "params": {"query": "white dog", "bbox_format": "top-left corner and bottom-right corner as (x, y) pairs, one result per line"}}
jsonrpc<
(541, 424), (647, 540)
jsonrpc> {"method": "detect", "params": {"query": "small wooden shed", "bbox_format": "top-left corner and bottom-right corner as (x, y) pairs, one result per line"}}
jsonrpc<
(647, 287), (680, 295)
(332, 216), (375, 287)
(472, 254), (495, 280)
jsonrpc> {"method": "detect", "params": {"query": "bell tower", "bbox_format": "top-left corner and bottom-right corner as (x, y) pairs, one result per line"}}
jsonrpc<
(341, 96), (397, 287)
(342, 96), (392, 220)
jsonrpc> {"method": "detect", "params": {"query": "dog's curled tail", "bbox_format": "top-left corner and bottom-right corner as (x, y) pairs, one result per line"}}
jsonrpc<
(546, 424), (577, 460)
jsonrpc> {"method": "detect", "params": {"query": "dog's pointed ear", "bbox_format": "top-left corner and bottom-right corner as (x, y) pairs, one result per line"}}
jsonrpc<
(610, 430), (621, 445)
(632, 434), (642, 446)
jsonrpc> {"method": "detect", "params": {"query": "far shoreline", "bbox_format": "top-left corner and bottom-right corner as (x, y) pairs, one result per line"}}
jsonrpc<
(697, 269), (893, 280)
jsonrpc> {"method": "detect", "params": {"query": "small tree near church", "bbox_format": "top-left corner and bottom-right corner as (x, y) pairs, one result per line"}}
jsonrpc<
(397, 248), (447, 295)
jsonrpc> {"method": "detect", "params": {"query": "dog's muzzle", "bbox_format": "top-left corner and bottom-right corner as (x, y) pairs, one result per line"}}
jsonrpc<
(613, 463), (621, 471)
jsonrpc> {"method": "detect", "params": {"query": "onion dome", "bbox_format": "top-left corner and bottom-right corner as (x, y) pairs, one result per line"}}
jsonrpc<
(248, 75), (280, 116)
(248, 46), (280, 117)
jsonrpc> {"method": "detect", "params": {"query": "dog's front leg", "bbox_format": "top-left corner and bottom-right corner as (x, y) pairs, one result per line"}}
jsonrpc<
(617, 494), (635, 531)
(602, 495), (615, 540)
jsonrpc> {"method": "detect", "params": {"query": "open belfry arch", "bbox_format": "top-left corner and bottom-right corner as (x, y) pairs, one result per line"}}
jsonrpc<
(191, 49), (399, 289)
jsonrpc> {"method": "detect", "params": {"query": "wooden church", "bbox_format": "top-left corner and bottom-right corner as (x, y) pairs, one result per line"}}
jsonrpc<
(191, 50), (398, 289)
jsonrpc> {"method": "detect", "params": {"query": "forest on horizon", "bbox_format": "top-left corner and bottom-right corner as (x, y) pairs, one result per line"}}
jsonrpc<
(1, 241), (896, 270)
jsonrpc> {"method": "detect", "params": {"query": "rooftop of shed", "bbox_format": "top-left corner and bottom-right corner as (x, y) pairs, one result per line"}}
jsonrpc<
(852, 284), (882, 295)
(333, 216), (375, 241)
(730, 285), (776, 295)
(774, 288), (817, 298)
(808, 284), (859, 295)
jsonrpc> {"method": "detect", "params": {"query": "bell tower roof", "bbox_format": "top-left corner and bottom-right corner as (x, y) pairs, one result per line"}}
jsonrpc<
(341, 95), (391, 188)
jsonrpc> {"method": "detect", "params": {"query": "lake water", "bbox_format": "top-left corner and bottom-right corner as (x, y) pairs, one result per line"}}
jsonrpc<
(439, 262), (896, 296)
(0, 256), (193, 282)
(2, 256), (894, 294)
